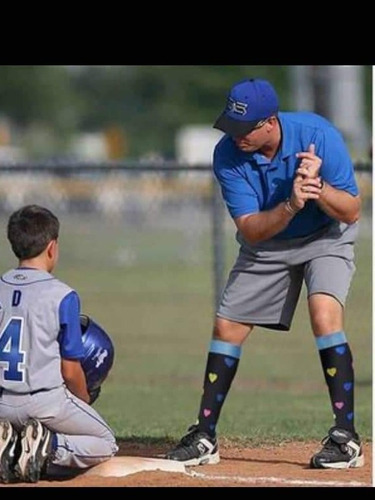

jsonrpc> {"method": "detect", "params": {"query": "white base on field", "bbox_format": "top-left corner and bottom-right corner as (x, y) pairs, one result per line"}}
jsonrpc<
(81, 457), (186, 477)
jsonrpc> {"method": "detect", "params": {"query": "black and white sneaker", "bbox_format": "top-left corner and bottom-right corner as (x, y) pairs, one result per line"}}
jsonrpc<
(310, 426), (364, 469)
(165, 424), (220, 466)
(14, 418), (54, 483)
(0, 420), (18, 483)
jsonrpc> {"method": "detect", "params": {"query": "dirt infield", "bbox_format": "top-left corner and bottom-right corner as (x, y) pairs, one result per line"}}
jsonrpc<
(2, 440), (372, 487)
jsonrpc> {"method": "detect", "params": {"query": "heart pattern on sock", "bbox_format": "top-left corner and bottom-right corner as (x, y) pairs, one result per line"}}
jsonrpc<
(224, 357), (236, 368)
(327, 367), (337, 377)
(335, 346), (346, 355)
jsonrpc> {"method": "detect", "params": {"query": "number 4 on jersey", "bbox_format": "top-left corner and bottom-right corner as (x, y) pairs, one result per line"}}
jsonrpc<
(0, 317), (25, 381)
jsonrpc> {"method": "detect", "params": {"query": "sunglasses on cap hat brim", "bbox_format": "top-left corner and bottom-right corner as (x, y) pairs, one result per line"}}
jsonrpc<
(213, 114), (271, 137)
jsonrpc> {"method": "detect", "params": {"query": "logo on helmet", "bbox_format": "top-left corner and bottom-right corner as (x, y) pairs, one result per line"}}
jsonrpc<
(92, 348), (109, 368)
(80, 314), (114, 392)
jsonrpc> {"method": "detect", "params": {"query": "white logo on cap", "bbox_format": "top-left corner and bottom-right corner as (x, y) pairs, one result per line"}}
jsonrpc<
(227, 97), (248, 116)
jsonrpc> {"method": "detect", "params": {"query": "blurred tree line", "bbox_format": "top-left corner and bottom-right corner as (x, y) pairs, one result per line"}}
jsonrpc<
(0, 65), (371, 159)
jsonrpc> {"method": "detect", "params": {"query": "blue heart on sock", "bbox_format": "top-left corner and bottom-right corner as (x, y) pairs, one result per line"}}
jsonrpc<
(346, 412), (354, 421)
(224, 357), (236, 368)
(209, 424), (216, 432)
(216, 393), (224, 402)
(343, 382), (353, 392)
(335, 346), (346, 355)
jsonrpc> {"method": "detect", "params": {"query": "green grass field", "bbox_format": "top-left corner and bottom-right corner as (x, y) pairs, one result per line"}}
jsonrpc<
(0, 213), (371, 445)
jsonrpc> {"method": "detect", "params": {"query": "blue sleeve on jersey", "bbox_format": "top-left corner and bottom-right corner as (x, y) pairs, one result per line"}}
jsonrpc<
(58, 291), (85, 360)
(213, 141), (259, 218)
(316, 127), (359, 196)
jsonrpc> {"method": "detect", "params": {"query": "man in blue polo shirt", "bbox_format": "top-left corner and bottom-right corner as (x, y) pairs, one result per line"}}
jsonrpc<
(166, 78), (363, 469)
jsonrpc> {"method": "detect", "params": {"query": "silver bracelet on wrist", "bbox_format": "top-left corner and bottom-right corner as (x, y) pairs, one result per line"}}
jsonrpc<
(285, 199), (299, 216)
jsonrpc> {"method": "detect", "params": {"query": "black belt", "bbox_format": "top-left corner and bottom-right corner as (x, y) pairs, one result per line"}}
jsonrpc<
(0, 387), (50, 397)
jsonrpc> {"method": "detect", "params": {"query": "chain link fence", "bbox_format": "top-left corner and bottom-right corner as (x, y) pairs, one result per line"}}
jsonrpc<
(0, 162), (372, 314)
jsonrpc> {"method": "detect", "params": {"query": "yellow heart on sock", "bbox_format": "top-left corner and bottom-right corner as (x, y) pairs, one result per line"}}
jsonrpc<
(208, 373), (218, 383)
(327, 368), (337, 377)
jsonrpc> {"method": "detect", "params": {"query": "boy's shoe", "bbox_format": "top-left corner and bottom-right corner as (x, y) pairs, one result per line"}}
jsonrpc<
(165, 424), (220, 466)
(310, 426), (364, 469)
(0, 420), (18, 483)
(14, 418), (54, 483)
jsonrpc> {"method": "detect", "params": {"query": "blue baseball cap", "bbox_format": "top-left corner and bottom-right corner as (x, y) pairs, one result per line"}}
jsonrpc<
(213, 78), (279, 137)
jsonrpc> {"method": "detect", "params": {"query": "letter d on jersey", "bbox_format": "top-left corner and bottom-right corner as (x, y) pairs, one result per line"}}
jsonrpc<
(12, 290), (22, 307)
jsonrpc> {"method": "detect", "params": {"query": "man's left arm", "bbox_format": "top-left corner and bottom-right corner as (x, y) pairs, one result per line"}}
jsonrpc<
(315, 182), (360, 224)
(296, 139), (361, 225)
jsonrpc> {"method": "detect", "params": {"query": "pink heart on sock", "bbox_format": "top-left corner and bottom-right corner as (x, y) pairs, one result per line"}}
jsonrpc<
(334, 401), (344, 410)
(203, 409), (211, 417)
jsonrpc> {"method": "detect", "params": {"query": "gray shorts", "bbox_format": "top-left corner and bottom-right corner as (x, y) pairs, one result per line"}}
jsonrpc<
(217, 222), (358, 331)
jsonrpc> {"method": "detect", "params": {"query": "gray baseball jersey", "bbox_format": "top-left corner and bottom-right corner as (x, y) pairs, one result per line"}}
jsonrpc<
(0, 268), (118, 469)
(0, 268), (80, 392)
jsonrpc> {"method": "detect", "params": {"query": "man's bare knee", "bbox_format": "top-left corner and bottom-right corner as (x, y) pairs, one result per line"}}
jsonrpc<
(213, 317), (253, 345)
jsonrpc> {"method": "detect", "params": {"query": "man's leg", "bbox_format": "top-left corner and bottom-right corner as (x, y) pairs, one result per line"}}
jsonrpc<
(165, 241), (302, 465)
(308, 293), (363, 469)
(165, 318), (252, 465)
(196, 319), (252, 436)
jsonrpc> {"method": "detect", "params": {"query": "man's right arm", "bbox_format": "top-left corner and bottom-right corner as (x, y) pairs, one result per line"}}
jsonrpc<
(234, 202), (296, 244)
(234, 175), (323, 244)
(213, 140), (321, 245)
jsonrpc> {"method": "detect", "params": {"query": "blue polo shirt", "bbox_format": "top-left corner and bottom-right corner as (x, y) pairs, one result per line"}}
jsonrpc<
(213, 111), (359, 239)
